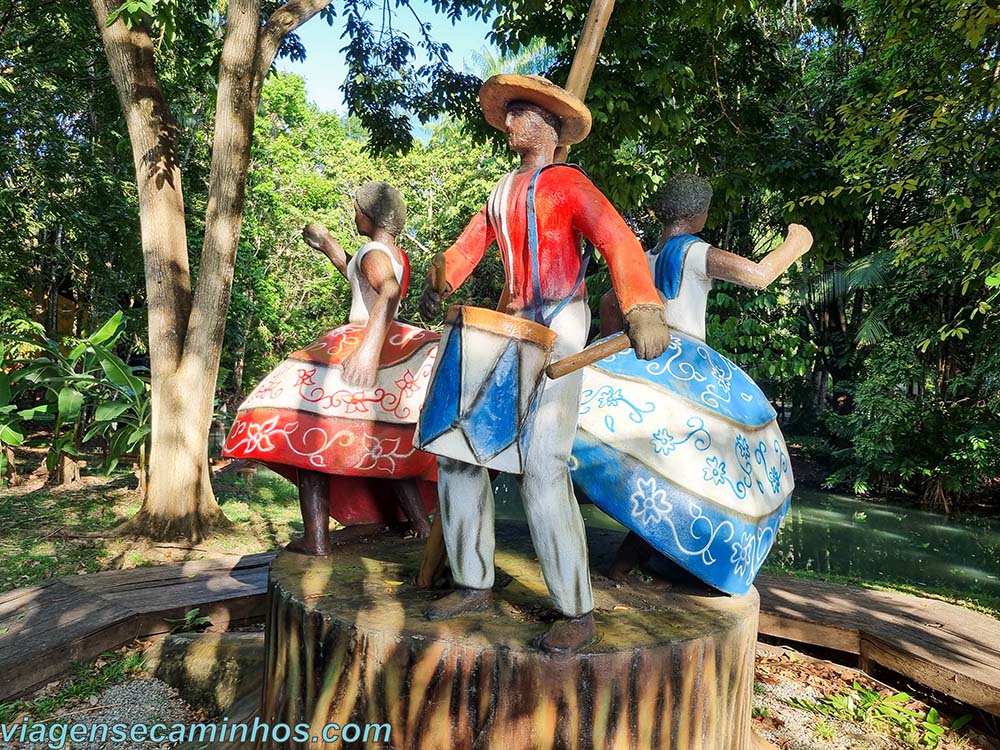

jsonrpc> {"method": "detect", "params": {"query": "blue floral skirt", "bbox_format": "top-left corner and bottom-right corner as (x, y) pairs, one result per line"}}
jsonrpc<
(569, 332), (792, 595)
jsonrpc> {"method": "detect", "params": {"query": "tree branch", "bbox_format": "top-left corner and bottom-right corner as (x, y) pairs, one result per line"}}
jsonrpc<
(89, 0), (193, 373)
(252, 0), (331, 101)
(184, 0), (260, 378)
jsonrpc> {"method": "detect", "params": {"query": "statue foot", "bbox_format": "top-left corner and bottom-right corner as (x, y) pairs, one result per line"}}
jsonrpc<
(424, 588), (492, 620)
(532, 612), (596, 655)
(406, 515), (432, 540)
(403, 523), (431, 539)
(285, 536), (332, 556)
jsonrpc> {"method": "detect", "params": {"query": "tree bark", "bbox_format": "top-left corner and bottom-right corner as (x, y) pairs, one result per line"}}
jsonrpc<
(90, 0), (221, 540)
(90, 0), (340, 541)
(3, 445), (17, 486)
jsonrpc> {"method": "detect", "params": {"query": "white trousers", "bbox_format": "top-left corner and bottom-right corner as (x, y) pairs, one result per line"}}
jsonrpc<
(437, 299), (595, 617)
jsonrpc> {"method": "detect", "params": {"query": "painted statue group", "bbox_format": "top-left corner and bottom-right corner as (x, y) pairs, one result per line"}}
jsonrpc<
(224, 74), (814, 654)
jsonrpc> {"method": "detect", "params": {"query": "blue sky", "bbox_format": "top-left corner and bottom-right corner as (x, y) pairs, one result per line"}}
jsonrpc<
(276, 1), (495, 113)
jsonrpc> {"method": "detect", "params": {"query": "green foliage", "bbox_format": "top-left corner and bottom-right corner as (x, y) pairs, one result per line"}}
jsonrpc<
(2, 0), (996, 509)
(0, 3), (146, 341)
(825, 333), (1000, 506)
(813, 720), (835, 741)
(2, 312), (152, 480)
(706, 277), (819, 429)
(788, 681), (972, 748)
(223, 73), (508, 397)
(163, 607), (213, 633)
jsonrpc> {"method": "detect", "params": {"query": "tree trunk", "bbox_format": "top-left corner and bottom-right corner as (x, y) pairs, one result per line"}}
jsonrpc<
(90, 0), (221, 539)
(3, 445), (18, 486)
(263, 524), (758, 750)
(136, 441), (148, 497)
(118, 370), (228, 539)
(53, 454), (82, 486)
(91, 0), (336, 541)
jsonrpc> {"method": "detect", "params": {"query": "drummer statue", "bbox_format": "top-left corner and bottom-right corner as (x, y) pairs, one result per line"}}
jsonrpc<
(418, 74), (671, 654)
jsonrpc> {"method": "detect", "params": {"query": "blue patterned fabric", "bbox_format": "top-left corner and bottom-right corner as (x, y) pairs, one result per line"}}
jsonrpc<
(652, 234), (700, 300)
(588, 332), (777, 429)
(571, 430), (790, 595)
(417, 322), (462, 445)
(570, 332), (793, 594)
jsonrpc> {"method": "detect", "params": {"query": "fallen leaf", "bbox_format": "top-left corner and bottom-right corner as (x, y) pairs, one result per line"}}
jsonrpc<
(756, 715), (786, 730)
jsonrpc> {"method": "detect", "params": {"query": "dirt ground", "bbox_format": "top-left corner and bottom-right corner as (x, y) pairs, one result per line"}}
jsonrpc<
(753, 644), (999, 750)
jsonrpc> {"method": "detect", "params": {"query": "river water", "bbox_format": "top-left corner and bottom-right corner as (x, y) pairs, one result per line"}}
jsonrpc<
(493, 478), (1000, 604)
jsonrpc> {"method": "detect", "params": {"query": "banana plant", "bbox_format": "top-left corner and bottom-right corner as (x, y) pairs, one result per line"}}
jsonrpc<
(4, 311), (150, 485)
(0, 344), (33, 485)
(81, 354), (151, 492)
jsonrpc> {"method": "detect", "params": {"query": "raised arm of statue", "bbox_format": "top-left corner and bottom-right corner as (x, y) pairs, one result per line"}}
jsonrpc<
(707, 224), (813, 290)
(303, 222), (351, 279)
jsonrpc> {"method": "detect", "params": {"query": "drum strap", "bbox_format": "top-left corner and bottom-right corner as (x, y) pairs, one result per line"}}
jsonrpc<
(526, 163), (595, 326)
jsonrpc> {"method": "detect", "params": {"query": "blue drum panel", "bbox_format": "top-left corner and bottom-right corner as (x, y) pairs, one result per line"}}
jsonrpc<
(462, 341), (520, 462)
(417, 323), (463, 446)
(571, 430), (790, 595)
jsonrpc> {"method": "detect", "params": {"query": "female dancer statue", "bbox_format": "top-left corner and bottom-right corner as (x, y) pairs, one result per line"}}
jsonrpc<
(224, 182), (438, 554)
(578, 174), (813, 592)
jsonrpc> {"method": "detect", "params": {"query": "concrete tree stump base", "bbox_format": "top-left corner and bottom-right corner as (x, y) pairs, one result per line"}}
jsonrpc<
(261, 522), (758, 750)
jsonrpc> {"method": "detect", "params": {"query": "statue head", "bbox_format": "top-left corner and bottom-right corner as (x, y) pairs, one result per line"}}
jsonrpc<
(353, 181), (406, 238)
(652, 174), (713, 232)
(503, 100), (562, 156)
(479, 75), (592, 148)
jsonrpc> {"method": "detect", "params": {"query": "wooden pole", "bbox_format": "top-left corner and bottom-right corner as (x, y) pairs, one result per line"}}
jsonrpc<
(415, 512), (445, 588)
(554, 0), (617, 162)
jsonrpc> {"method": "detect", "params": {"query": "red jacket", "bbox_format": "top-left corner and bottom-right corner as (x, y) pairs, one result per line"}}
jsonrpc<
(443, 165), (662, 316)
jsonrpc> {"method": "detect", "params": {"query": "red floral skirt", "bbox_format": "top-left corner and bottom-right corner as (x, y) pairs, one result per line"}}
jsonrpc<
(223, 322), (440, 523)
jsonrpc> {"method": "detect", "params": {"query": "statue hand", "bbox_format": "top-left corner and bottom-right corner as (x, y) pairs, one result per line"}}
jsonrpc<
(786, 224), (814, 255)
(302, 222), (347, 267)
(340, 348), (378, 389)
(623, 304), (671, 360)
(419, 255), (452, 320)
(419, 278), (443, 319)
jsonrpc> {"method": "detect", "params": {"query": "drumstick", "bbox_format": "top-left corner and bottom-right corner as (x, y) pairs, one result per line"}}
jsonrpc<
(416, 512), (446, 588)
(546, 333), (629, 379)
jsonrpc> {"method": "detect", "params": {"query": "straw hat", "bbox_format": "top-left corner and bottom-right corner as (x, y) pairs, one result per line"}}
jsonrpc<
(479, 74), (592, 146)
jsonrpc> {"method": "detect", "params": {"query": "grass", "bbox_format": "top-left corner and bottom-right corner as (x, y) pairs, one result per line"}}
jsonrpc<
(814, 720), (835, 741)
(0, 459), (996, 741)
(1, 456), (998, 623)
(787, 682), (973, 749)
(0, 648), (146, 724)
(0, 463), (301, 592)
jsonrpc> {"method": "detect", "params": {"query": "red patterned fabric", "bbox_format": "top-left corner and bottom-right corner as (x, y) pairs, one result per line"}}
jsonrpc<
(223, 321), (441, 523)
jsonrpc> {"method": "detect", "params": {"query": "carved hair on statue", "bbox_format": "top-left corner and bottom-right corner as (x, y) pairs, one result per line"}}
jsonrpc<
(652, 174), (713, 225)
(506, 99), (562, 139)
(354, 180), (407, 235)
